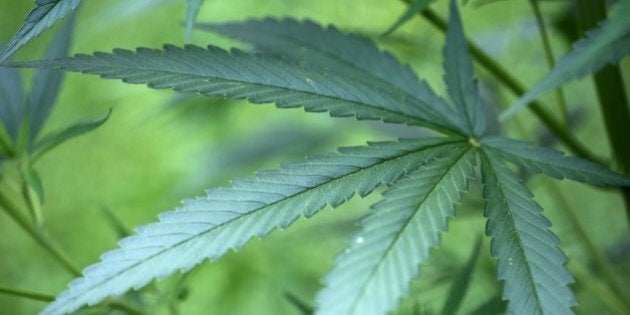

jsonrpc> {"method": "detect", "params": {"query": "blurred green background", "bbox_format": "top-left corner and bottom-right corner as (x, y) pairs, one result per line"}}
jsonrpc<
(0, 0), (628, 314)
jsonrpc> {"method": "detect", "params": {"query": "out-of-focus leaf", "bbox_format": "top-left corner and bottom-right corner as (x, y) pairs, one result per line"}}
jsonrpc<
(185, 0), (204, 41)
(468, 295), (506, 315)
(21, 165), (45, 227)
(30, 109), (111, 163)
(284, 291), (313, 315)
(0, 0), (81, 63)
(0, 48), (24, 141)
(382, 0), (436, 37)
(27, 12), (77, 145)
(502, 0), (630, 118)
(440, 236), (482, 315)
(100, 208), (131, 239)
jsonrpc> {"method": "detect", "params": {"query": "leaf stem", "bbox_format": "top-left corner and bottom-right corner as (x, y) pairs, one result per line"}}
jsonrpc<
(575, 0), (630, 217)
(398, 0), (602, 164)
(0, 188), (81, 276)
(528, 0), (569, 123)
(0, 285), (54, 302)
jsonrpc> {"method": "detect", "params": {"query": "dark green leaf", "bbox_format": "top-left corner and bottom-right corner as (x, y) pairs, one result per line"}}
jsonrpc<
(382, 0), (436, 37)
(13, 45), (459, 133)
(30, 109), (111, 163)
(40, 137), (464, 315)
(468, 295), (506, 315)
(27, 11), (76, 145)
(0, 0), (81, 63)
(198, 18), (463, 133)
(480, 149), (575, 315)
(443, 0), (485, 137)
(316, 144), (475, 315)
(502, 0), (630, 118)
(482, 135), (630, 186)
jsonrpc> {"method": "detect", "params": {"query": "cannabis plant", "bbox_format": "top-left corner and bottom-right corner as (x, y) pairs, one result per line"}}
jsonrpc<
(1, 0), (629, 314)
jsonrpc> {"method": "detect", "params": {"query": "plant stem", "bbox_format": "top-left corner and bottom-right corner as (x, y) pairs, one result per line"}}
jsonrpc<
(528, 0), (569, 123)
(575, 0), (630, 216)
(0, 285), (54, 302)
(415, 7), (603, 164)
(0, 189), (81, 276)
(547, 182), (630, 312)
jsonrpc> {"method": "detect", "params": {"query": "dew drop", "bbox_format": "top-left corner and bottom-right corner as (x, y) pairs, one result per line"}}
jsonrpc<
(355, 236), (364, 244)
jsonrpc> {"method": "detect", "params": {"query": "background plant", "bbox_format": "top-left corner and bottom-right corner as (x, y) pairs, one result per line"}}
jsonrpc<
(0, 0), (628, 314)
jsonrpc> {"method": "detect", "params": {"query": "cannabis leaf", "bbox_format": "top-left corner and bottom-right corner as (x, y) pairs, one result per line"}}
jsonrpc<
(198, 17), (461, 130)
(4, 1), (629, 314)
(482, 136), (630, 186)
(0, 51), (24, 141)
(14, 44), (460, 134)
(480, 149), (575, 314)
(185, 0), (204, 40)
(316, 145), (475, 315)
(40, 138), (464, 315)
(502, 0), (630, 118)
(0, 0), (81, 63)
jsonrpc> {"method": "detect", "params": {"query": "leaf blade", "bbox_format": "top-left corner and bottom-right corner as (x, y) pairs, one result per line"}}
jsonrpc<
(0, 0), (81, 63)
(316, 144), (475, 315)
(41, 137), (465, 315)
(197, 18), (465, 133)
(482, 135), (630, 186)
(480, 149), (575, 315)
(382, 0), (436, 37)
(501, 0), (630, 118)
(0, 48), (25, 141)
(13, 45), (459, 133)
(185, 0), (204, 41)
(443, 0), (486, 136)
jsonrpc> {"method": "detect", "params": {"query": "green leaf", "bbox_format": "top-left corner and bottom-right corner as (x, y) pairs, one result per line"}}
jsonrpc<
(27, 11), (76, 145)
(501, 0), (630, 119)
(40, 137), (465, 315)
(21, 165), (45, 227)
(185, 0), (204, 41)
(468, 295), (506, 315)
(480, 149), (575, 315)
(0, 50), (24, 141)
(197, 18), (464, 133)
(316, 144), (475, 315)
(13, 45), (459, 134)
(0, 0), (81, 63)
(382, 0), (436, 37)
(481, 135), (630, 186)
(440, 236), (482, 315)
(30, 109), (111, 164)
(443, 0), (485, 136)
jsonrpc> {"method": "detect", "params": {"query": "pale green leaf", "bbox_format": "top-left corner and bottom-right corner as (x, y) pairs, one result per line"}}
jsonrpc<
(316, 144), (475, 315)
(185, 0), (204, 41)
(14, 45), (459, 133)
(480, 150), (575, 315)
(0, 0), (81, 63)
(482, 135), (630, 186)
(27, 12), (76, 144)
(30, 109), (111, 164)
(382, 0), (436, 37)
(41, 137), (465, 315)
(443, 0), (486, 136)
(502, 0), (630, 119)
(198, 18), (464, 132)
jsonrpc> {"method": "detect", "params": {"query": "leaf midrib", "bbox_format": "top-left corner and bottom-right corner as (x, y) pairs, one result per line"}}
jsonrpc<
(55, 139), (466, 310)
(482, 150), (544, 314)
(347, 144), (472, 314)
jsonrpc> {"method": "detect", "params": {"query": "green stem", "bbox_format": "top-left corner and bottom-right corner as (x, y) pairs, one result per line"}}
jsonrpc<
(0, 189), (81, 276)
(575, 0), (630, 217)
(417, 7), (602, 164)
(528, 0), (569, 123)
(0, 286), (54, 302)
(547, 182), (630, 312)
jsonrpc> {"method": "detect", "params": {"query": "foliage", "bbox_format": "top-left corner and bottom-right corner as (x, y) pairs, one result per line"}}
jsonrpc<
(0, 0), (629, 315)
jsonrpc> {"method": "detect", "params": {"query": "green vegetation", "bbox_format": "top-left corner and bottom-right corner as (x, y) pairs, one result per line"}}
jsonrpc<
(1, 0), (629, 314)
